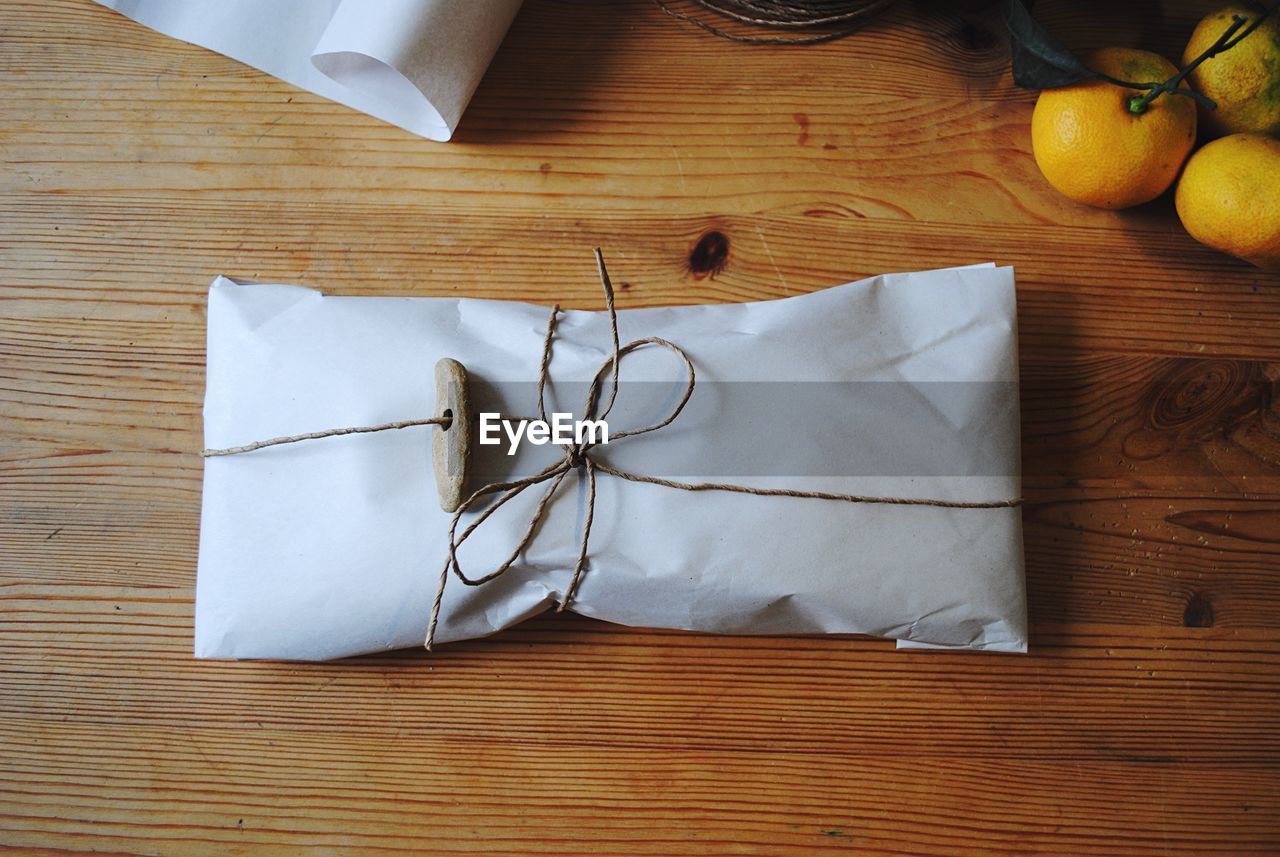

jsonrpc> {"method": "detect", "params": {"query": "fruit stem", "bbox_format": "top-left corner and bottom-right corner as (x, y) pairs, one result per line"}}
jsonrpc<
(1127, 5), (1276, 114)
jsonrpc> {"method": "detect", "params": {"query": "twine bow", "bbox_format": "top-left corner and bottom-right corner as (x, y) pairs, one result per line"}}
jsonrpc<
(425, 250), (695, 648)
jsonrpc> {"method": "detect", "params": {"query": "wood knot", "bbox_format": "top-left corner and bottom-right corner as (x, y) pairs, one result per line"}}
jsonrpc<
(1123, 358), (1265, 462)
(1183, 591), (1215, 628)
(1146, 359), (1251, 431)
(687, 230), (730, 279)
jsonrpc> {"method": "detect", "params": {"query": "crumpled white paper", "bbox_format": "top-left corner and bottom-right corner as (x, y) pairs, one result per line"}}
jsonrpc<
(95, 0), (523, 140)
(198, 264), (1027, 659)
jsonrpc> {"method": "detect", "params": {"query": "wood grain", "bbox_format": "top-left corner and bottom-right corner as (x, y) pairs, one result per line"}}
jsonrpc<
(1, 0), (1278, 853)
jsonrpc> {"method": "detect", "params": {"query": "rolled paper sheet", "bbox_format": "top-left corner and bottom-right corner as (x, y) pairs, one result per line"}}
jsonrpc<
(95, 0), (524, 140)
(197, 263), (1028, 660)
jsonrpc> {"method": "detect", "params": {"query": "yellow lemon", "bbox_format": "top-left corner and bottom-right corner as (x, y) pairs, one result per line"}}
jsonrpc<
(1175, 133), (1280, 270)
(1183, 4), (1280, 138)
(1032, 48), (1197, 209)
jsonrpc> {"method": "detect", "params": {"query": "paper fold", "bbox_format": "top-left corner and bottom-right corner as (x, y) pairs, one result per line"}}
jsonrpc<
(96, 0), (523, 140)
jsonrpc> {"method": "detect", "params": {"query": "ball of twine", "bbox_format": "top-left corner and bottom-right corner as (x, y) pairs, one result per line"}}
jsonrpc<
(654, 0), (897, 44)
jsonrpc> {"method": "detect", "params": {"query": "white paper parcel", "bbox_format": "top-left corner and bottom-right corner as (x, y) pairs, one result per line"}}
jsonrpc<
(94, 0), (523, 141)
(198, 264), (1027, 659)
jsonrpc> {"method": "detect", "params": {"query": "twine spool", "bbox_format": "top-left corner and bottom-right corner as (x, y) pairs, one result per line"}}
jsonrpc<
(655, 0), (897, 44)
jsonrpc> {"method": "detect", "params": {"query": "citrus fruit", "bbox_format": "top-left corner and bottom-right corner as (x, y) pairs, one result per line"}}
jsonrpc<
(1032, 47), (1197, 209)
(1175, 132), (1280, 270)
(1182, 4), (1280, 139)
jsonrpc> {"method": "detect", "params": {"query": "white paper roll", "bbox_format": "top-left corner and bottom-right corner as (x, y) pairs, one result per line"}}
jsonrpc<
(96, 0), (524, 140)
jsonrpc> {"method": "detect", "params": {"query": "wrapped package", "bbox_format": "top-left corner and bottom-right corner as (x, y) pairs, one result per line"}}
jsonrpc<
(198, 263), (1026, 659)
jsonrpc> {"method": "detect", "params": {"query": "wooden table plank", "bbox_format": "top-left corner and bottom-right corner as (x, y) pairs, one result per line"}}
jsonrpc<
(2, 0), (1278, 854)
(0, 719), (1275, 855)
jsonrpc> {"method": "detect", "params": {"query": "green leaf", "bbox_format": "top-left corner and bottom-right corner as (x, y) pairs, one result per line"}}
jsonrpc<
(1002, 0), (1099, 90)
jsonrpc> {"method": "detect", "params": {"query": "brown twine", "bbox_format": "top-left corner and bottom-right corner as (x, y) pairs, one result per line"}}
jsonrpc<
(199, 249), (1022, 651)
(202, 417), (450, 457)
(653, 0), (895, 44)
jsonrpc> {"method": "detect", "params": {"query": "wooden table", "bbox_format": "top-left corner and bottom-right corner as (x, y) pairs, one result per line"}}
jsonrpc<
(3, 1), (1277, 853)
